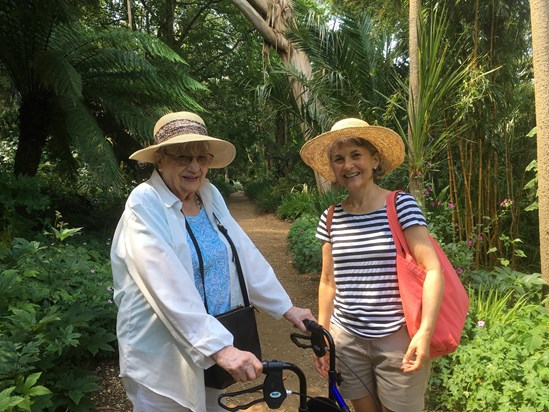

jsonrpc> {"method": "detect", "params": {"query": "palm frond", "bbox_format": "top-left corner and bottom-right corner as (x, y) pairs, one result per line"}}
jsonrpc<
(280, 9), (394, 132)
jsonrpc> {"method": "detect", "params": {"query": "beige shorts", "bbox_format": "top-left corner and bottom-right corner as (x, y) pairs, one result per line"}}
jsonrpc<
(330, 324), (430, 412)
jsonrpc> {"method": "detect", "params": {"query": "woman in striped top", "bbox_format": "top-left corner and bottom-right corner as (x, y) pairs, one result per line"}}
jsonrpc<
(300, 118), (444, 412)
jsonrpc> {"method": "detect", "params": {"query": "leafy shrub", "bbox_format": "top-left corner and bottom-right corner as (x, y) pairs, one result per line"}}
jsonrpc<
(287, 214), (322, 274)
(243, 179), (269, 201)
(427, 293), (549, 412)
(437, 240), (474, 276)
(0, 173), (51, 242)
(209, 175), (236, 199)
(277, 189), (316, 221)
(0, 225), (116, 411)
(244, 178), (285, 213)
(277, 186), (346, 221)
(463, 266), (546, 305)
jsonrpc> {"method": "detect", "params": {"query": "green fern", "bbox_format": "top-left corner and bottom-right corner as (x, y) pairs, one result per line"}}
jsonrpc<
(0, 0), (205, 185)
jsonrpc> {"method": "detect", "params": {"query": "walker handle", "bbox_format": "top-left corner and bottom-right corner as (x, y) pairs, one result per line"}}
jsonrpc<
(217, 361), (308, 411)
(291, 319), (329, 358)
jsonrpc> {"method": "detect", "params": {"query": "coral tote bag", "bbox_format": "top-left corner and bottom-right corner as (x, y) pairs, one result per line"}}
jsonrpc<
(386, 191), (469, 357)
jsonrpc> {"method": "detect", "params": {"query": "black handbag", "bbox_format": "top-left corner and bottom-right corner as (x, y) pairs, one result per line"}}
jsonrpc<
(186, 214), (262, 389)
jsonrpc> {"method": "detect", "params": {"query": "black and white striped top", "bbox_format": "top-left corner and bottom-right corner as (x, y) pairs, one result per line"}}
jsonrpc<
(316, 192), (426, 339)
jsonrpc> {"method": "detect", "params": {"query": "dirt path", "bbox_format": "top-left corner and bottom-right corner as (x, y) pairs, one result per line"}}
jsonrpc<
(93, 191), (326, 411)
(225, 192), (325, 411)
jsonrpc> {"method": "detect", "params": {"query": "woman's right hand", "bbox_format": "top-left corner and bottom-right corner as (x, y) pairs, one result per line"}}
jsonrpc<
(211, 346), (263, 382)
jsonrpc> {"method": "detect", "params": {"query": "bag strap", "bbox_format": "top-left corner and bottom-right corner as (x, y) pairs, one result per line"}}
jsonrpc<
(185, 219), (209, 312)
(326, 204), (336, 236)
(213, 213), (251, 308)
(385, 190), (412, 257)
(185, 213), (251, 314)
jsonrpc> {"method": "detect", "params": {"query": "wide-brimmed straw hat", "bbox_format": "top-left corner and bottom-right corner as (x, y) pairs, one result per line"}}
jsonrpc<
(300, 118), (404, 181)
(129, 111), (236, 168)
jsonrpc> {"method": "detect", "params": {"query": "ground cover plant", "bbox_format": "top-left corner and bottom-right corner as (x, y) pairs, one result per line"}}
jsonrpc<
(427, 279), (548, 412)
(0, 222), (116, 411)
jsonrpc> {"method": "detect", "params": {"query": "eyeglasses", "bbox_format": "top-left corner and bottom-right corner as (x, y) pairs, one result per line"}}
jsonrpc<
(163, 152), (214, 167)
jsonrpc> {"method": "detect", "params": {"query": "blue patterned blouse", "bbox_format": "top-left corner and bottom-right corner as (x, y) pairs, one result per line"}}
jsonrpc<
(185, 208), (231, 315)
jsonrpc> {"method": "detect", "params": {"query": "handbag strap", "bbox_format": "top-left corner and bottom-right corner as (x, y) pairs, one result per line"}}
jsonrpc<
(213, 213), (251, 308)
(185, 213), (251, 314)
(325, 204), (336, 236)
(386, 190), (412, 257)
(185, 219), (210, 312)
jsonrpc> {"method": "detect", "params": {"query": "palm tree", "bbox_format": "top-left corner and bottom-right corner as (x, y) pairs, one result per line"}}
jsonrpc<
(257, 9), (397, 159)
(0, 0), (204, 184)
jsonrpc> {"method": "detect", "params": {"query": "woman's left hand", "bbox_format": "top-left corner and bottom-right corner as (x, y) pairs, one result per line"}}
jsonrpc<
(401, 330), (430, 373)
(283, 306), (315, 333)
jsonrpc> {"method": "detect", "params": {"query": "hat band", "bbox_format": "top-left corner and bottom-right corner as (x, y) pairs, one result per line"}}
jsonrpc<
(154, 119), (208, 144)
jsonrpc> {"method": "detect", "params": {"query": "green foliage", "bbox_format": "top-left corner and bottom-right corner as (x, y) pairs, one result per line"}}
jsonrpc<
(208, 174), (237, 199)
(427, 265), (548, 411)
(0, 224), (116, 410)
(277, 189), (316, 221)
(287, 214), (322, 274)
(0, 169), (128, 244)
(427, 294), (549, 412)
(244, 178), (289, 214)
(0, 372), (50, 412)
(0, 0), (204, 182)
(0, 174), (51, 242)
(277, 185), (346, 221)
(463, 267), (546, 305)
(523, 128), (538, 212)
(282, 186), (347, 273)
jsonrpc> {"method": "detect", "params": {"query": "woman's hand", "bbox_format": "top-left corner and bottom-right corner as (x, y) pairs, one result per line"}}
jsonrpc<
(211, 346), (263, 382)
(313, 353), (329, 378)
(400, 330), (431, 373)
(283, 306), (315, 333)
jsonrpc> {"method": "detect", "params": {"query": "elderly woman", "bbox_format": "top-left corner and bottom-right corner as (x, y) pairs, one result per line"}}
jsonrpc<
(300, 118), (444, 412)
(111, 111), (314, 412)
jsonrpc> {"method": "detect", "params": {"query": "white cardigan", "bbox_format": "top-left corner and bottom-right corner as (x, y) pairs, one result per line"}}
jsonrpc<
(111, 170), (293, 411)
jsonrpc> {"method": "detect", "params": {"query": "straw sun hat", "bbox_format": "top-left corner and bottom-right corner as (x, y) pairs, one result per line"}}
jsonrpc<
(129, 111), (236, 168)
(300, 118), (405, 182)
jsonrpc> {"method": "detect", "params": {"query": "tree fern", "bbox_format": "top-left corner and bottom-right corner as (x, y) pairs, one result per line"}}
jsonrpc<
(0, 0), (204, 188)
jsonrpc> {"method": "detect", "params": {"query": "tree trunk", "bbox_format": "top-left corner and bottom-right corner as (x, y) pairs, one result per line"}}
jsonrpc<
(13, 94), (51, 177)
(229, 0), (329, 189)
(126, 0), (134, 30)
(530, 0), (549, 297)
(408, 0), (423, 203)
(229, 0), (291, 55)
(160, 0), (176, 48)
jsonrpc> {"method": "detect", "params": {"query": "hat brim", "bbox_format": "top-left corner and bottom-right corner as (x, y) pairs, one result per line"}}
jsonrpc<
(129, 134), (236, 168)
(299, 126), (405, 182)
